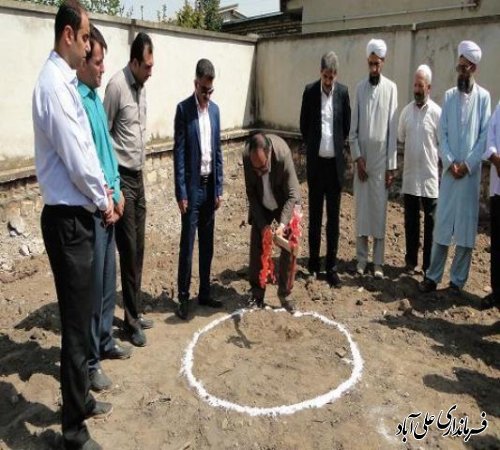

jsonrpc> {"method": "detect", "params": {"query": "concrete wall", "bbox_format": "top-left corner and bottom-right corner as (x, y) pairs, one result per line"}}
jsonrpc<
(255, 17), (500, 131)
(300, 0), (499, 33)
(0, 0), (256, 173)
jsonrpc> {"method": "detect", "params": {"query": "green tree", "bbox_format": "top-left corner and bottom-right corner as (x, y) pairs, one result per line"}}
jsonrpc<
(17, 0), (126, 16)
(175, 0), (204, 29)
(157, 3), (175, 24)
(173, 0), (222, 31)
(198, 0), (222, 31)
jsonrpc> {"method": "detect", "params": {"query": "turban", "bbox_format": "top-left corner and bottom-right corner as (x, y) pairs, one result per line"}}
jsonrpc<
(366, 39), (387, 58)
(416, 64), (432, 83)
(458, 40), (482, 65)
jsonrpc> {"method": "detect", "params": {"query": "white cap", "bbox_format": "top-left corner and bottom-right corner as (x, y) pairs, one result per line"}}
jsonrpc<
(416, 64), (432, 84)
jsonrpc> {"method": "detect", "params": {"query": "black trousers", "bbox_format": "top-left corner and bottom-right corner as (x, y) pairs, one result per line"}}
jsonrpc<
(177, 176), (215, 301)
(491, 195), (500, 299)
(41, 205), (96, 449)
(403, 194), (437, 272)
(308, 158), (341, 273)
(115, 166), (146, 331)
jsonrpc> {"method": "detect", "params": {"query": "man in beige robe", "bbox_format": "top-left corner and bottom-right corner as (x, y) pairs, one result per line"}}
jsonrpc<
(350, 38), (398, 278)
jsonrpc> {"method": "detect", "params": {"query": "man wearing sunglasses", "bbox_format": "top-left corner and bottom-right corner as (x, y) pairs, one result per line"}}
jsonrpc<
(242, 132), (301, 312)
(174, 59), (224, 320)
(420, 40), (491, 295)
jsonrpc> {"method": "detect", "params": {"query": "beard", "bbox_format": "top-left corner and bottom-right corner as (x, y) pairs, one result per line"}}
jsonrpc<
(414, 92), (426, 106)
(457, 75), (473, 93)
(369, 74), (380, 85)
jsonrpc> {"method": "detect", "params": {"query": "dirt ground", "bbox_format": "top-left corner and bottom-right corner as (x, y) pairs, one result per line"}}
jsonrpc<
(0, 159), (499, 450)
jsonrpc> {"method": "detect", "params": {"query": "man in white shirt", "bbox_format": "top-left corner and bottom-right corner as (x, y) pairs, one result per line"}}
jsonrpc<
(482, 102), (500, 309)
(173, 59), (224, 320)
(32, 1), (113, 449)
(398, 65), (441, 275)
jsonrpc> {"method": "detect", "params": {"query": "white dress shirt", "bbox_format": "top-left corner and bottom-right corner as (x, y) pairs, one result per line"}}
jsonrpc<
(262, 160), (278, 211)
(484, 102), (500, 196)
(319, 83), (335, 158)
(32, 51), (108, 211)
(196, 95), (212, 176)
(398, 98), (441, 198)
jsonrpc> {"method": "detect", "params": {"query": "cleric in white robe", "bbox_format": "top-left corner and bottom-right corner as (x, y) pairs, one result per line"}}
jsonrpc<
(349, 38), (398, 278)
(419, 40), (491, 294)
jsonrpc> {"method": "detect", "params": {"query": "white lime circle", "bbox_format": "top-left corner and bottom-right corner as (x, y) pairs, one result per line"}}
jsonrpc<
(181, 308), (364, 416)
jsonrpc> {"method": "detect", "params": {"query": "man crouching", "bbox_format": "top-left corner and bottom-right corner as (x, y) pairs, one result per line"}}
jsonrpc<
(243, 132), (301, 312)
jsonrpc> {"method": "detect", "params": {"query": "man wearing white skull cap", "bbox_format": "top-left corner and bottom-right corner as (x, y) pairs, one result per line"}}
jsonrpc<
(420, 40), (491, 294)
(398, 65), (441, 276)
(349, 38), (398, 279)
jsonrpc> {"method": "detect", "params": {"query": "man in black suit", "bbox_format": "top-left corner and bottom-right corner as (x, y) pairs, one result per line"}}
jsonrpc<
(173, 59), (224, 320)
(300, 51), (351, 287)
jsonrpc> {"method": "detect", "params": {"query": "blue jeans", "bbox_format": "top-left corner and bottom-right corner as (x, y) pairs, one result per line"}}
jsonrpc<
(89, 214), (117, 372)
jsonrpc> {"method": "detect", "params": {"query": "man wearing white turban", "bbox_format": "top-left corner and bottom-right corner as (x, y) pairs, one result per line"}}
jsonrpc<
(398, 65), (441, 276)
(420, 40), (491, 294)
(349, 38), (398, 279)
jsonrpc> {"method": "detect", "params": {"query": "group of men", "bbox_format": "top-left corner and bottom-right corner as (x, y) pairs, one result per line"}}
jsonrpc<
(301, 38), (497, 314)
(33, 1), (156, 447)
(32, 1), (498, 449)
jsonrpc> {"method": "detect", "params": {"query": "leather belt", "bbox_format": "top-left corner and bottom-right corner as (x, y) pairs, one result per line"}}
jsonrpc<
(200, 174), (213, 185)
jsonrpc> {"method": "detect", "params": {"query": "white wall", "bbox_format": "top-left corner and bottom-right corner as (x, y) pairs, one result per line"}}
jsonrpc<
(300, 0), (500, 33)
(256, 20), (500, 131)
(0, 1), (256, 172)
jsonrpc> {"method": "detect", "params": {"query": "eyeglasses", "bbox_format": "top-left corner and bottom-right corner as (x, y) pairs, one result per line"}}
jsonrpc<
(455, 63), (472, 73)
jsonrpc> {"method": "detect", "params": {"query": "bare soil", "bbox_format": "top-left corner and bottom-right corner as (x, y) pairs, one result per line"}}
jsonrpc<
(0, 163), (499, 450)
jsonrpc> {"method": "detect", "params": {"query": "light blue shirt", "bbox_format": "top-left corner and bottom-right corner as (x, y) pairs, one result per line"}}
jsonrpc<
(32, 51), (108, 211)
(78, 82), (121, 204)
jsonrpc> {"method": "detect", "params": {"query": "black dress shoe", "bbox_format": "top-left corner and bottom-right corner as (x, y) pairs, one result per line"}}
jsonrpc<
(199, 298), (223, 308)
(176, 299), (189, 320)
(448, 282), (461, 295)
(101, 343), (132, 360)
(327, 271), (341, 288)
(81, 438), (103, 450)
(138, 315), (154, 329)
(308, 260), (320, 277)
(124, 326), (147, 347)
(280, 297), (296, 314)
(419, 277), (437, 293)
(481, 293), (499, 310)
(89, 369), (112, 392)
(249, 297), (265, 309)
(86, 401), (113, 419)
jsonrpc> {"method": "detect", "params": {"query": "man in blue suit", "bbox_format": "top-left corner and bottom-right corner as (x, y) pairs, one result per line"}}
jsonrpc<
(174, 59), (224, 320)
